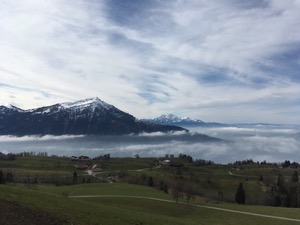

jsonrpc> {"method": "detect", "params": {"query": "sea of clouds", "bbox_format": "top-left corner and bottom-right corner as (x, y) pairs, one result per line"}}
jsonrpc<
(0, 124), (299, 164)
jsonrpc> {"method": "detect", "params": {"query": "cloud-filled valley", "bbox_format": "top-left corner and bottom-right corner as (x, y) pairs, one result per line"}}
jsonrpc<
(1, 125), (299, 164)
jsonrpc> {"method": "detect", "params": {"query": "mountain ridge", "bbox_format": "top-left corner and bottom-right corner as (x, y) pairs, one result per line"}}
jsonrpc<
(0, 98), (186, 136)
(154, 114), (205, 124)
(144, 114), (299, 128)
(143, 113), (224, 128)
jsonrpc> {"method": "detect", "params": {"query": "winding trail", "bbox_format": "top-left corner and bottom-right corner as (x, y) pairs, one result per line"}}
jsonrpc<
(69, 195), (300, 223)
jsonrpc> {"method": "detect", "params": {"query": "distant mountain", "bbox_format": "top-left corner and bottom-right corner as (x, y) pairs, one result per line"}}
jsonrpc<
(0, 98), (186, 136)
(147, 114), (205, 127)
(143, 114), (300, 130)
(143, 114), (224, 127)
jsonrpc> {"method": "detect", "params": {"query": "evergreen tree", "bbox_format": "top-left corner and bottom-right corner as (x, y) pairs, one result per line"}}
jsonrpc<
(73, 172), (78, 183)
(0, 170), (4, 184)
(235, 182), (246, 204)
(148, 176), (154, 187)
(292, 171), (299, 182)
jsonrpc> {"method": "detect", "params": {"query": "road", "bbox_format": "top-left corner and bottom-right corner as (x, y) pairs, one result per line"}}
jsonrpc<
(69, 194), (300, 223)
(84, 166), (160, 183)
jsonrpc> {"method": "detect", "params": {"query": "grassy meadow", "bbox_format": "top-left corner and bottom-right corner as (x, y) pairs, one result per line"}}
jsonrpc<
(1, 155), (300, 224)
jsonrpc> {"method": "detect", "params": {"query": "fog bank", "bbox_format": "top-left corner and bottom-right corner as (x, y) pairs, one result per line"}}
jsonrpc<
(0, 125), (299, 164)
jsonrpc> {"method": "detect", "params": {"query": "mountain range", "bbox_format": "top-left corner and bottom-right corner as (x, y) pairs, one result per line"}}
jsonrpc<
(145, 114), (298, 130)
(0, 98), (186, 136)
(143, 114), (224, 127)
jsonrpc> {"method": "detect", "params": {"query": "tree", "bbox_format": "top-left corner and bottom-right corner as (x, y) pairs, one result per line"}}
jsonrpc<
(292, 171), (299, 182)
(148, 176), (154, 187)
(159, 181), (168, 193)
(259, 175), (264, 182)
(172, 181), (183, 203)
(277, 174), (287, 194)
(277, 174), (283, 187)
(6, 172), (13, 183)
(184, 185), (196, 203)
(283, 160), (291, 168)
(73, 172), (78, 183)
(0, 170), (4, 184)
(235, 182), (246, 204)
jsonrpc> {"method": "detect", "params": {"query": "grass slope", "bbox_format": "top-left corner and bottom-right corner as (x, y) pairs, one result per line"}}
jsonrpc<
(1, 156), (300, 224)
(1, 183), (300, 225)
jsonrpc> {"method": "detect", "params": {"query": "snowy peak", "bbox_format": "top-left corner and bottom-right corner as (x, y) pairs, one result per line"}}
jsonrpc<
(154, 114), (204, 124)
(61, 97), (112, 110)
(156, 114), (182, 122)
(144, 114), (205, 127)
(27, 97), (118, 116)
(0, 104), (24, 114)
(59, 97), (129, 119)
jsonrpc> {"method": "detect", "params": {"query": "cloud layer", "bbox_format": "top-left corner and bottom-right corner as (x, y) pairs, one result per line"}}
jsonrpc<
(1, 125), (299, 163)
(1, 0), (300, 123)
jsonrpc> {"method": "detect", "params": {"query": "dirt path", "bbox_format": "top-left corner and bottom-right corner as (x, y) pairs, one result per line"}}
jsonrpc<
(196, 204), (300, 223)
(70, 195), (300, 223)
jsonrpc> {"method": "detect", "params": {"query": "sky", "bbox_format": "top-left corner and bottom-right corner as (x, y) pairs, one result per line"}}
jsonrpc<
(1, 0), (300, 124)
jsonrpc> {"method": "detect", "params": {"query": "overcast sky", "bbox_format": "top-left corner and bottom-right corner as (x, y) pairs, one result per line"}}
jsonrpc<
(1, 0), (300, 124)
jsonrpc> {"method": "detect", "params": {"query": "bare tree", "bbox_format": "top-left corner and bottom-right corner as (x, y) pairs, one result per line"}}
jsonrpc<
(172, 181), (184, 203)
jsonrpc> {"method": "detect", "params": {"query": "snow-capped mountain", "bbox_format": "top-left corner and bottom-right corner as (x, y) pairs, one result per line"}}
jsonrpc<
(28, 97), (125, 120)
(154, 114), (204, 124)
(0, 105), (24, 114)
(0, 98), (186, 136)
(145, 114), (206, 127)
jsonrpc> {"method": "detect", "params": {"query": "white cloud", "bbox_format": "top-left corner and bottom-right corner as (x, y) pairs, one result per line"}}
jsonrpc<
(1, 126), (299, 163)
(0, 0), (300, 123)
(0, 135), (85, 142)
(133, 130), (188, 137)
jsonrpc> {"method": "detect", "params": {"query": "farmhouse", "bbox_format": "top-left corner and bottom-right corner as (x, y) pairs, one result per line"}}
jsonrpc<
(79, 156), (91, 161)
(92, 164), (102, 172)
(70, 156), (79, 161)
(161, 159), (171, 165)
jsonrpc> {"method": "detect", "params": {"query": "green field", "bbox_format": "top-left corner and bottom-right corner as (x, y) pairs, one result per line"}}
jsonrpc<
(1, 183), (300, 225)
(1, 156), (300, 224)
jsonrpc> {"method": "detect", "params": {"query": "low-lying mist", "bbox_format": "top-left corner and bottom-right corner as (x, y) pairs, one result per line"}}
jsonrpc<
(0, 124), (299, 164)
